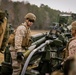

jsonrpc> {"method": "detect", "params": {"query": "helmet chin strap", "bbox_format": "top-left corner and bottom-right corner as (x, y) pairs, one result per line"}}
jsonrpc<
(25, 20), (29, 27)
(26, 22), (30, 28)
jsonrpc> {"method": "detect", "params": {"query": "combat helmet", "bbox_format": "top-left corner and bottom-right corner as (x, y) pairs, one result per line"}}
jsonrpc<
(25, 13), (36, 21)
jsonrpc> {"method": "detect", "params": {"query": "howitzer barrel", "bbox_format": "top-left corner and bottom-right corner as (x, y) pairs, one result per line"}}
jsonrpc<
(21, 40), (53, 75)
(31, 33), (46, 38)
(28, 45), (36, 51)
(31, 37), (46, 46)
(31, 33), (46, 42)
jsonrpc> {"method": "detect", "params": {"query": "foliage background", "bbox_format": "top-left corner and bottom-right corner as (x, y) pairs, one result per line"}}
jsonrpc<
(1, 0), (61, 29)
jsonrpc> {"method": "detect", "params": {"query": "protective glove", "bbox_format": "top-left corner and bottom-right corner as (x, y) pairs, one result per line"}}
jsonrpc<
(55, 64), (62, 70)
(17, 52), (24, 62)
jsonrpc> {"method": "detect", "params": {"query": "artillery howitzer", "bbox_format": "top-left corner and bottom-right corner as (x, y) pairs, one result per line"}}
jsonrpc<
(21, 24), (72, 75)
(20, 31), (66, 75)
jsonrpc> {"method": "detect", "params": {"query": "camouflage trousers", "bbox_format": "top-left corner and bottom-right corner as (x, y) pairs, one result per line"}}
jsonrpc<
(9, 46), (22, 75)
(11, 51), (22, 75)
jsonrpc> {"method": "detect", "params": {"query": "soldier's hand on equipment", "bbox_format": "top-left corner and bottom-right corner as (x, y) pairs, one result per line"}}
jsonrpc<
(17, 52), (24, 62)
(61, 55), (74, 65)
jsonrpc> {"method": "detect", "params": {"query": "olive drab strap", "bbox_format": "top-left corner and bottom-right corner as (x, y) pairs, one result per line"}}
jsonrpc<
(0, 17), (7, 51)
(8, 32), (15, 46)
(65, 37), (76, 58)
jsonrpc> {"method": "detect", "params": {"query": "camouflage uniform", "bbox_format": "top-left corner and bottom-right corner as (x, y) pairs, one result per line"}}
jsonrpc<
(64, 37), (76, 58)
(9, 22), (31, 75)
(64, 21), (76, 58)
(68, 37), (76, 56)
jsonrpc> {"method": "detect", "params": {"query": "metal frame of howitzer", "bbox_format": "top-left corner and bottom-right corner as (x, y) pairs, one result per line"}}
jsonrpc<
(21, 39), (63, 75)
(21, 40), (52, 75)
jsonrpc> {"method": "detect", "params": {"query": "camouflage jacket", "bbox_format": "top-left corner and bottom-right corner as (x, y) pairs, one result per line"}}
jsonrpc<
(14, 22), (31, 52)
(65, 37), (76, 58)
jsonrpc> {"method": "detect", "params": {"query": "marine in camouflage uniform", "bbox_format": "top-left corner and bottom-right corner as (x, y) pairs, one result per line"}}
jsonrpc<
(65, 21), (76, 58)
(9, 13), (36, 75)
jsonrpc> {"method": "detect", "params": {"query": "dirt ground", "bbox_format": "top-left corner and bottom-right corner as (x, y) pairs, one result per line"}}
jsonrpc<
(0, 30), (49, 63)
